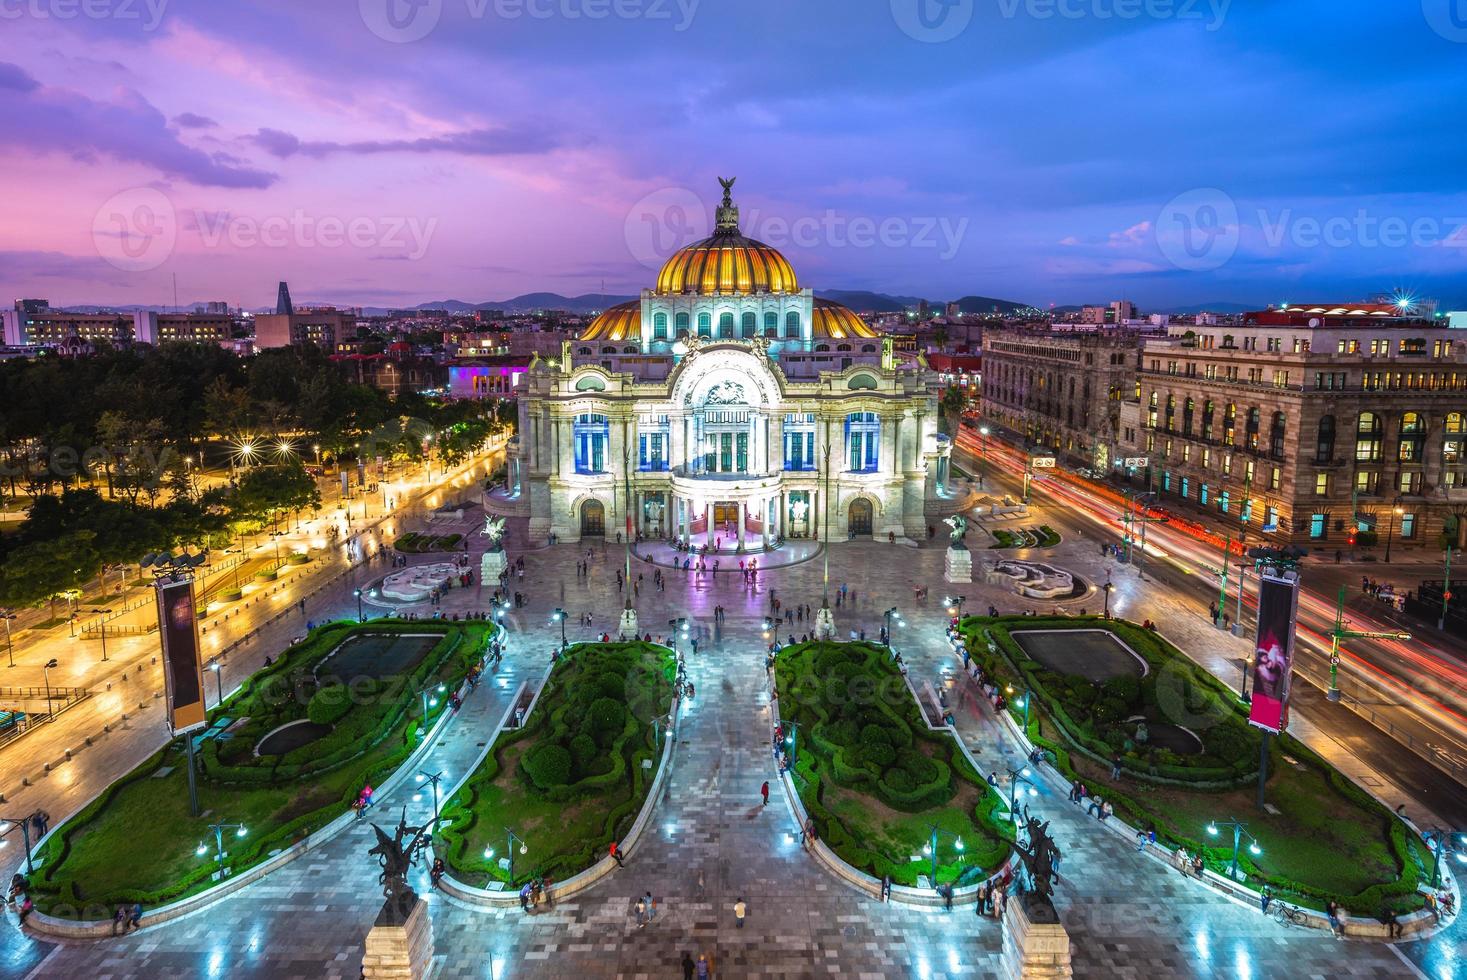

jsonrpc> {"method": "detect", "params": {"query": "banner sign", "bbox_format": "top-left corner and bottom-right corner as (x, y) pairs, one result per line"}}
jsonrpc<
(1124, 457), (1149, 468)
(156, 577), (207, 735)
(1247, 570), (1300, 734)
(1030, 457), (1056, 469)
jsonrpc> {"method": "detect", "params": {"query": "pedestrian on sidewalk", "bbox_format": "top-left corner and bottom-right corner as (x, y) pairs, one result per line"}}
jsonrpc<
(734, 897), (747, 928)
(610, 840), (625, 867)
(682, 952), (696, 980)
(643, 891), (656, 922)
(1259, 885), (1272, 916)
(635, 895), (647, 927)
(760, 780), (770, 806)
(696, 954), (710, 979)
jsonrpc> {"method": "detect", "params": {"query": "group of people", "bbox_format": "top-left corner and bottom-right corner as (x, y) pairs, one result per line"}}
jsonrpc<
(516, 876), (553, 912)
(6, 872), (36, 927)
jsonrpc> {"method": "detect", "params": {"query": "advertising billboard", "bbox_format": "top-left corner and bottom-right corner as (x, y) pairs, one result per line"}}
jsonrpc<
(156, 576), (207, 735)
(1247, 570), (1300, 733)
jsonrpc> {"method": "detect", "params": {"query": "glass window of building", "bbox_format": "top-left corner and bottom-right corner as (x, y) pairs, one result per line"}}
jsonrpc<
(783, 413), (816, 470)
(573, 413), (609, 474)
(845, 412), (881, 472)
(785, 311), (801, 338)
(719, 313), (735, 338)
(676, 312), (690, 338)
(741, 312), (757, 338)
(653, 312), (668, 340)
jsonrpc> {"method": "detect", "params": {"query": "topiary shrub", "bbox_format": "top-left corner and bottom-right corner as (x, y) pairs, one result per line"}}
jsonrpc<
(862, 741), (896, 769)
(307, 683), (353, 726)
(569, 733), (598, 771)
(586, 697), (627, 745)
(524, 742), (573, 790)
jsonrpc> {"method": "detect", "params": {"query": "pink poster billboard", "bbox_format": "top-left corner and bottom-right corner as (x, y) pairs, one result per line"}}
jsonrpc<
(1248, 570), (1300, 734)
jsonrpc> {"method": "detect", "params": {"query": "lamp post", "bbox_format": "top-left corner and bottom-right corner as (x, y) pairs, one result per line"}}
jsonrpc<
(1101, 580), (1113, 619)
(1422, 828), (1467, 888)
(484, 828), (530, 886)
(923, 824), (966, 886)
(978, 426), (990, 488)
(818, 442), (833, 634)
(207, 658), (225, 709)
(1441, 546), (1457, 632)
(945, 595), (967, 619)
(1324, 585), (1411, 702)
(197, 820), (248, 876)
(1206, 818), (1261, 881)
(552, 608), (567, 650)
(1384, 500), (1404, 563)
(883, 606), (901, 644)
(354, 587), (364, 623)
(416, 682), (446, 736)
(415, 769), (444, 828)
(2, 611), (16, 668)
(784, 720), (799, 767)
(41, 657), (58, 722)
(1005, 684), (1031, 730)
(1006, 766), (1038, 823)
(0, 813), (38, 874)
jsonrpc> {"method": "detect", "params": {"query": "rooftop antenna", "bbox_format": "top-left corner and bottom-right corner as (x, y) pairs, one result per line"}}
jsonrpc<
(172, 272), (178, 314)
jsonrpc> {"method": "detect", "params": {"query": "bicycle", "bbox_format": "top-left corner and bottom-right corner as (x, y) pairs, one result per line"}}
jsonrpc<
(1270, 902), (1308, 928)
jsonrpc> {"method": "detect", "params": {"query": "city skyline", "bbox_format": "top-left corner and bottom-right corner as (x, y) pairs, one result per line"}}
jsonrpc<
(2, 2), (1465, 310)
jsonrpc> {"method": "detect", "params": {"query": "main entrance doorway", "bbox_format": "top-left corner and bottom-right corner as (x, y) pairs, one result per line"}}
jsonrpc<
(848, 498), (872, 536)
(580, 499), (605, 537)
(714, 502), (739, 525)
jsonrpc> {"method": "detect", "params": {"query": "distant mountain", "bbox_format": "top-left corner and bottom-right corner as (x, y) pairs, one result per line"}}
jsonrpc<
(816, 290), (928, 313)
(950, 295), (1037, 315)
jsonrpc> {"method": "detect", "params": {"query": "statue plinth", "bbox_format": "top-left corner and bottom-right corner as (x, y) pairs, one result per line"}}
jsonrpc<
(814, 605), (836, 640)
(1000, 894), (1072, 980)
(944, 546), (973, 584)
(363, 892), (433, 980)
(480, 549), (506, 582)
(618, 607), (638, 640)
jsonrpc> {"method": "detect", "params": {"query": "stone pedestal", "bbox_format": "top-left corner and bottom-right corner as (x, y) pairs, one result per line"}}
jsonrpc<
(480, 549), (506, 582)
(363, 893), (433, 980)
(618, 607), (638, 640)
(814, 605), (836, 640)
(944, 546), (973, 584)
(1000, 895), (1072, 980)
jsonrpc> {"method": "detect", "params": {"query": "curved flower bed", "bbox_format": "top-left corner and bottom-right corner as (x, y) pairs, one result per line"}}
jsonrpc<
(959, 615), (1432, 915)
(28, 619), (494, 914)
(776, 641), (1011, 887)
(435, 641), (675, 887)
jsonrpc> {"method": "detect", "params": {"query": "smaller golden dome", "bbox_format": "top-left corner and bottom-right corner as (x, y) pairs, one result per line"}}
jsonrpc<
(812, 298), (878, 339)
(579, 301), (640, 342)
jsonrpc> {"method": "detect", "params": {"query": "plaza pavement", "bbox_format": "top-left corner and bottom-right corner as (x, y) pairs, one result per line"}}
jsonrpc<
(1, 526), (1454, 978)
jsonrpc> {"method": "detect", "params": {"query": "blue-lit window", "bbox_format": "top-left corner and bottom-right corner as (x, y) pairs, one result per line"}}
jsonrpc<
(742, 312), (757, 338)
(1199, 484), (1209, 506)
(1219, 490), (1230, 514)
(1181, 477), (1190, 499)
(783, 413), (816, 470)
(764, 312), (778, 336)
(676, 312), (690, 338)
(653, 313), (668, 340)
(697, 312), (711, 337)
(719, 313), (735, 338)
(1310, 513), (1326, 539)
(1162, 471), (1171, 492)
(785, 311), (801, 338)
(1402, 513), (1416, 539)
(1241, 498), (1253, 523)
(574, 413), (609, 474)
(845, 412), (880, 472)
(639, 414), (670, 471)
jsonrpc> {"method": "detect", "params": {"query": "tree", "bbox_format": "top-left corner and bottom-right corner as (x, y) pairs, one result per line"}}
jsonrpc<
(0, 531), (102, 620)
(232, 461), (322, 531)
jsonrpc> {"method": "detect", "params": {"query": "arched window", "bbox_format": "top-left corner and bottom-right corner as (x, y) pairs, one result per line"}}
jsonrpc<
(815, 343), (830, 352)
(697, 312), (711, 337)
(573, 413), (609, 474)
(1270, 411), (1286, 458)
(653, 312), (668, 340)
(861, 344), (876, 353)
(785, 311), (801, 338)
(675, 312), (690, 338)
(1400, 411), (1426, 462)
(623, 345), (638, 354)
(1356, 411), (1382, 462)
(1445, 413), (1464, 466)
(741, 312), (757, 338)
(601, 345), (616, 354)
(845, 412), (881, 472)
(1201, 400), (1215, 440)
(1224, 403), (1237, 446)
(1182, 398), (1195, 434)
(836, 343), (851, 352)
(1164, 395), (1176, 430)
(1246, 408), (1261, 450)
(764, 312), (778, 336)
(578, 346), (592, 355)
(1316, 415), (1336, 462)
(718, 312), (735, 338)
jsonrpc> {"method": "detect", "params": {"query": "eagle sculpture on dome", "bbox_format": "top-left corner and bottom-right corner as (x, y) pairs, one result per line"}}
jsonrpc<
(715, 177), (739, 232)
(718, 176), (736, 202)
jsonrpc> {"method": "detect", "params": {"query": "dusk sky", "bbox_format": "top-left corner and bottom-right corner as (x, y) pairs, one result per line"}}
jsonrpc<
(3, 0), (1466, 311)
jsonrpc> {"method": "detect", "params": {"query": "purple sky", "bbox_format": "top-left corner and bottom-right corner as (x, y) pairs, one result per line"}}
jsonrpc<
(3, 0), (1466, 311)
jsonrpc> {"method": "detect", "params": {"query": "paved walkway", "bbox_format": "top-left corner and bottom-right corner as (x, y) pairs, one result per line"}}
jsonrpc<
(2, 528), (1455, 978)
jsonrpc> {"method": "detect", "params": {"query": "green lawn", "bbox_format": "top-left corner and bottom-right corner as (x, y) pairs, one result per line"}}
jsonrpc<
(393, 531), (464, 553)
(436, 641), (675, 887)
(961, 616), (1431, 914)
(776, 641), (1012, 887)
(30, 619), (494, 914)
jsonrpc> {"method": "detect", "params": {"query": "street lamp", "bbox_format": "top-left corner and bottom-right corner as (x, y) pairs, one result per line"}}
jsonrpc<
(883, 607), (901, 644)
(484, 828), (530, 886)
(1324, 585), (1411, 702)
(207, 658), (225, 709)
(1206, 818), (1261, 881)
(354, 587), (364, 623)
(41, 658), (58, 722)
(417, 682), (446, 735)
(945, 595), (967, 618)
(1, 610), (16, 668)
(1006, 766), (1038, 823)
(1101, 580), (1113, 619)
(1384, 500), (1404, 563)
(552, 608), (567, 650)
(0, 813), (40, 874)
(1005, 684), (1032, 730)
(978, 426), (990, 488)
(197, 820), (248, 877)
(415, 769), (444, 828)
(784, 720), (799, 767)
(1422, 828), (1467, 888)
(923, 824), (967, 886)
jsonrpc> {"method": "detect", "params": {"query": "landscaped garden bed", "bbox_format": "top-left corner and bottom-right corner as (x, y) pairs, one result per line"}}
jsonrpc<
(435, 641), (675, 887)
(393, 531), (464, 553)
(958, 615), (1432, 914)
(989, 525), (1061, 549)
(775, 641), (1011, 887)
(28, 618), (494, 914)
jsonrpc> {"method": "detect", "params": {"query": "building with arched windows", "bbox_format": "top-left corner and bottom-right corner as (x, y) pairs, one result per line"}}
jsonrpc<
(506, 181), (952, 545)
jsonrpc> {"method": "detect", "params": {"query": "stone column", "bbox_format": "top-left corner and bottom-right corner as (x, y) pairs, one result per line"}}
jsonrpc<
(705, 501), (714, 549)
(362, 895), (433, 980)
(763, 497), (773, 547)
(737, 499), (747, 549)
(1000, 897), (1072, 980)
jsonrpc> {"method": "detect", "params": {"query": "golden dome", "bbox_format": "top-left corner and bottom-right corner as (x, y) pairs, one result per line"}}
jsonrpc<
(654, 177), (798, 296)
(812, 298), (878, 339)
(579, 301), (640, 342)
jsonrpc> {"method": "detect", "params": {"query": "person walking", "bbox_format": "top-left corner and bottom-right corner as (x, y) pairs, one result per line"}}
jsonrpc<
(635, 894), (647, 928)
(696, 954), (710, 979)
(760, 780), (770, 806)
(682, 952), (696, 980)
(643, 891), (656, 923)
(1325, 899), (1345, 938)
(610, 840), (625, 867)
(1260, 884), (1272, 916)
(734, 896), (747, 928)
